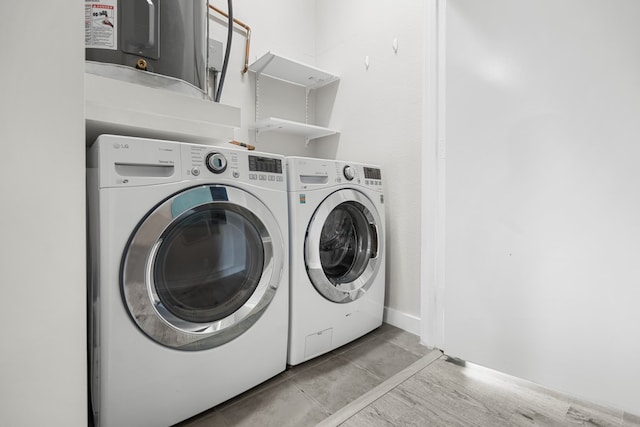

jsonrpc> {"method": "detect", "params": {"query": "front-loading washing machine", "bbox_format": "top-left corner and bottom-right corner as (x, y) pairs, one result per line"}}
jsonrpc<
(87, 134), (289, 427)
(286, 156), (385, 366)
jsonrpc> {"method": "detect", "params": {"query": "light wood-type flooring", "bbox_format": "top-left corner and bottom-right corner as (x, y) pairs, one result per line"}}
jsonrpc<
(178, 324), (640, 426)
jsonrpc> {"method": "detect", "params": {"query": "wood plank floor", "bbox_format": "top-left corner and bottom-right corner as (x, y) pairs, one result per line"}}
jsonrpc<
(177, 324), (639, 426)
(176, 324), (431, 426)
(333, 355), (640, 427)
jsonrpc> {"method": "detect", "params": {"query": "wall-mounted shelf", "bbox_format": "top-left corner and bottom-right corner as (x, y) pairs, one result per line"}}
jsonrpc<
(249, 52), (339, 89)
(254, 117), (338, 141)
(249, 52), (339, 143)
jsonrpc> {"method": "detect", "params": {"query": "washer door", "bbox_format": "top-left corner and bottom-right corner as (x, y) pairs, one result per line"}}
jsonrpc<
(305, 189), (383, 303)
(121, 185), (284, 350)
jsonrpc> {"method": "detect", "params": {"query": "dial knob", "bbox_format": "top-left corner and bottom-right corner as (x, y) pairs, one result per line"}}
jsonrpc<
(205, 152), (227, 174)
(343, 165), (355, 181)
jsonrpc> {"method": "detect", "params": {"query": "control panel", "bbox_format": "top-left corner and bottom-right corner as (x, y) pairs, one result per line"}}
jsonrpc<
(286, 156), (382, 192)
(247, 155), (285, 184)
(91, 135), (287, 189)
(363, 167), (382, 180)
(249, 155), (283, 174)
(362, 166), (383, 190)
(183, 144), (285, 189)
(334, 163), (382, 191)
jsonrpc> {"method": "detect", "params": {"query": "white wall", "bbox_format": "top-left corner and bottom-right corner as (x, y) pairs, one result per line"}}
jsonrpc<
(314, 0), (426, 333)
(0, 2), (86, 426)
(438, 0), (640, 413)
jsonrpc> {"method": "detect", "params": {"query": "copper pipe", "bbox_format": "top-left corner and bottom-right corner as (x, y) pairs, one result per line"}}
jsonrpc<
(229, 140), (256, 151)
(208, 4), (251, 74)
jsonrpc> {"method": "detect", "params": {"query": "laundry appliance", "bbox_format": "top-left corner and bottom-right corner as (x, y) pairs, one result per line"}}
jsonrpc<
(286, 157), (385, 366)
(87, 135), (289, 427)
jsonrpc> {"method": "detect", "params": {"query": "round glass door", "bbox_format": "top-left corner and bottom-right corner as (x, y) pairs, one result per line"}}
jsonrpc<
(122, 185), (284, 350)
(305, 189), (383, 303)
(319, 203), (373, 285)
(153, 205), (265, 324)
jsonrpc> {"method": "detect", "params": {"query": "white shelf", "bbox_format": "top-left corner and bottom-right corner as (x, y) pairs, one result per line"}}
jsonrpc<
(85, 73), (240, 145)
(254, 117), (339, 140)
(249, 52), (339, 89)
(249, 52), (339, 142)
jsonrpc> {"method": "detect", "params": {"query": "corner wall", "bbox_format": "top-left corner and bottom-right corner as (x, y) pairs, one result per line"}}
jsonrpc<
(208, 0), (427, 332)
(314, 0), (426, 333)
(0, 2), (86, 426)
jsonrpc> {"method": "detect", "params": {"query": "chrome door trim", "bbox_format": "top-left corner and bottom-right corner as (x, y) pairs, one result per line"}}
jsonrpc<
(305, 189), (384, 303)
(121, 185), (284, 350)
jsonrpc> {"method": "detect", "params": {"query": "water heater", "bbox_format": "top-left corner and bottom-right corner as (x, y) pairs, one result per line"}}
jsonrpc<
(85, 0), (209, 97)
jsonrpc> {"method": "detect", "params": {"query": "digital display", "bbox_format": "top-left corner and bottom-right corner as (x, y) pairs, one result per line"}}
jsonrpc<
(364, 167), (382, 180)
(249, 156), (283, 174)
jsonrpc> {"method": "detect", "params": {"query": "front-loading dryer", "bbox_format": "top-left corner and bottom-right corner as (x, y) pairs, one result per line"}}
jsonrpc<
(286, 156), (385, 366)
(87, 135), (289, 427)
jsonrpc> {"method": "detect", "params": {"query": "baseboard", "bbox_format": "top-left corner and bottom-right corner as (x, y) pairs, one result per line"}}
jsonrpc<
(382, 306), (421, 335)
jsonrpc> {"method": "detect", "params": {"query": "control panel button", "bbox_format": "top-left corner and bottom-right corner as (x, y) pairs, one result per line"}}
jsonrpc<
(205, 152), (227, 174)
(191, 167), (200, 176)
(232, 170), (240, 178)
(343, 165), (355, 181)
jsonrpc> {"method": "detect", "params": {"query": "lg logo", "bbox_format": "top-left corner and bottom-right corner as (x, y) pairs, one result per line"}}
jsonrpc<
(113, 143), (130, 149)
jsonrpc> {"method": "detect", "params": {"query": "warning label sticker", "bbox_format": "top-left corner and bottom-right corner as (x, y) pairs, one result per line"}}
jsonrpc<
(85, 0), (117, 50)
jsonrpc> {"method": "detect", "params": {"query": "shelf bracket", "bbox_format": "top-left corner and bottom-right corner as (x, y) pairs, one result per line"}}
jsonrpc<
(254, 75), (261, 142)
(305, 88), (311, 124)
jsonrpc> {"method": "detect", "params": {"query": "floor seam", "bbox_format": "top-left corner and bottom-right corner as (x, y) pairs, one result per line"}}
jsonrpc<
(290, 379), (334, 419)
(314, 348), (444, 427)
(337, 336), (423, 383)
(289, 353), (384, 416)
(331, 353), (385, 383)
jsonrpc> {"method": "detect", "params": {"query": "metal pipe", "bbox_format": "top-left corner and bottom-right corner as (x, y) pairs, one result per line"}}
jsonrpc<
(229, 140), (256, 151)
(208, 4), (251, 74)
(214, 0), (233, 102)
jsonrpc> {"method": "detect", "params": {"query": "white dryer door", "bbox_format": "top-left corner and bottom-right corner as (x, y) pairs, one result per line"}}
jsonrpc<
(121, 185), (284, 350)
(305, 189), (383, 303)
